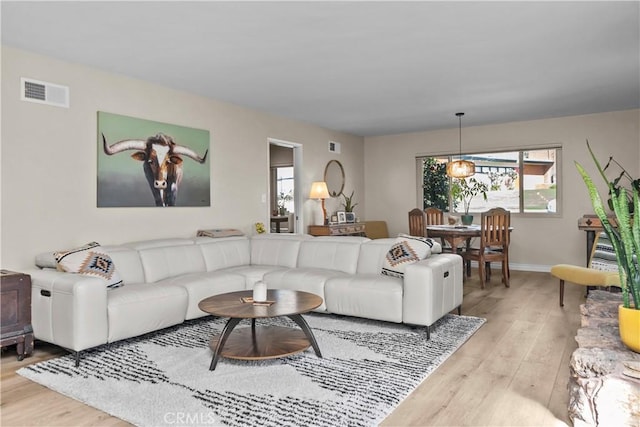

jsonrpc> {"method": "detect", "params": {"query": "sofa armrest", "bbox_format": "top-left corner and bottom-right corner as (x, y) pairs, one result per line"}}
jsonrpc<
(402, 254), (463, 327)
(27, 269), (109, 352)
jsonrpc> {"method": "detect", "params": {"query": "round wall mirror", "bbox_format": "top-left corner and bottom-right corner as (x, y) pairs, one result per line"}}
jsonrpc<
(324, 160), (345, 197)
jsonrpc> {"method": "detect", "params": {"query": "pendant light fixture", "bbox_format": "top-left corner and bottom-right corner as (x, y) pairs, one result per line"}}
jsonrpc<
(446, 112), (476, 178)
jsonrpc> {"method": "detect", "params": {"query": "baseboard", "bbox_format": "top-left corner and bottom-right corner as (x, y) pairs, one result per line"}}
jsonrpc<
(466, 261), (553, 273)
(509, 263), (553, 273)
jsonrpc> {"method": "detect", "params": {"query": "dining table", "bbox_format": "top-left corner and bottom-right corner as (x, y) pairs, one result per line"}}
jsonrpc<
(270, 215), (289, 233)
(425, 224), (481, 252)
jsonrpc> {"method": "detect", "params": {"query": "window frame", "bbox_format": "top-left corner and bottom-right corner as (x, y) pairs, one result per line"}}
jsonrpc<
(416, 145), (562, 218)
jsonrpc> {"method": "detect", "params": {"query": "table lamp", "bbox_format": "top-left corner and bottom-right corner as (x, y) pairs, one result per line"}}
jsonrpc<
(309, 181), (330, 225)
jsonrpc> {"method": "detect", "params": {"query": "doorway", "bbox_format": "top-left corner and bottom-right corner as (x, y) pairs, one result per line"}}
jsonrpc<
(268, 139), (302, 233)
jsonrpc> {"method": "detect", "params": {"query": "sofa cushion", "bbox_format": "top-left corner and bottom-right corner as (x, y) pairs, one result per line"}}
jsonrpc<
(325, 274), (403, 323)
(381, 234), (439, 278)
(250, 234), (311, 268)
(298, 237), (368, 274)
(35, 252), (57, 269)
(357, 238), (397, 274)
(101, 246), (145, 285)
(195, 236), (251, 271)
(223, 265), (289, 289)
(137, 244), (206, 283)
(263, 267), (348, 312)
(107, 283), (187, 342)
(123, 238), (195, 250)
(157, 271), (247, 320)
(54, 242), (124, 289)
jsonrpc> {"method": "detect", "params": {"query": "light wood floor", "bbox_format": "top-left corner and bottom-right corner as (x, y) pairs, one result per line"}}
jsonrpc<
(1, 270), (582, 426)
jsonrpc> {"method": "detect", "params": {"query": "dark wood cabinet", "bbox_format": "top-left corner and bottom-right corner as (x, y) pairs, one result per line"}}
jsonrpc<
(1, 270), (34, 360)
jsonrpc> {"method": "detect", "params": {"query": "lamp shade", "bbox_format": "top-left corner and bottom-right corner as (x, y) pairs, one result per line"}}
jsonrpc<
(446, 112), (476, 178)
(446, 160), (476, 178)
(309, 181), (330, 199)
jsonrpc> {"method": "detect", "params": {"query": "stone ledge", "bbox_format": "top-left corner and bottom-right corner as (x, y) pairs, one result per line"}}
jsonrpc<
(568, 290), (640, 426)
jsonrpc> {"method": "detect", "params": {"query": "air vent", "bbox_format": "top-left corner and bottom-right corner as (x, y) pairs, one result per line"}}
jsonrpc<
(328, 141), (341, 154)
(21, 78), (69, 108)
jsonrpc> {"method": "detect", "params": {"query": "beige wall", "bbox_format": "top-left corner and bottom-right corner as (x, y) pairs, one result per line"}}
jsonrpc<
(364, 110), (640, 269)
(0, 47), (364, 270)
(2, 47), (637, 272)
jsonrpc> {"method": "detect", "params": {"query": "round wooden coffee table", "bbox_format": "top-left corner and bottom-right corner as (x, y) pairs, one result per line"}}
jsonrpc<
(198, 289), (323, 370)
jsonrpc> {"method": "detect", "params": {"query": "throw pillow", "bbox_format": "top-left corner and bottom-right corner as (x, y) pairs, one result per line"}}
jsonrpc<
(381, 234), (440, 278)
(54, 242), (124, 289)
(590, 232), (619, 273)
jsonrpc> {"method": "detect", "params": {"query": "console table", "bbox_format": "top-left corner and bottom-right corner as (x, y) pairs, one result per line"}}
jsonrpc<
(578, 215), (614, 266)
(308, 223), (365, 236)
(568, 290), (640, 426)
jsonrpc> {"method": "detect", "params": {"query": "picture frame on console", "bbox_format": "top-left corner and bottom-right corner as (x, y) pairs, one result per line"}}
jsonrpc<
(337, 211), (347, 224)
(345, 212), (356, 223)
(330, 214), (338, 224)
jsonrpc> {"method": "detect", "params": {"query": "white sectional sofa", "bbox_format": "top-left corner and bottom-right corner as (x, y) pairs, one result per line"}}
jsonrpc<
(27, 234), (463, 364)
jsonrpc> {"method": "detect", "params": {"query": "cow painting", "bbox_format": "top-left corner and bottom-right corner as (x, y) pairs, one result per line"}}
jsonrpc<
(102, 133), (208, 207)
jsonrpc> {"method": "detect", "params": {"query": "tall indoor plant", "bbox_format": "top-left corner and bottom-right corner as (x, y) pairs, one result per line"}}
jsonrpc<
(451, 177), (488, 225)
(575, 141), (640, 352)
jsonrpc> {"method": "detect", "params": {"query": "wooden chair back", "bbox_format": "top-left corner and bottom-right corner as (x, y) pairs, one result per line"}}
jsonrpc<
(480, 207), (510, 249)
(424, 207), (444, 225)
(408, 208), (426, 237)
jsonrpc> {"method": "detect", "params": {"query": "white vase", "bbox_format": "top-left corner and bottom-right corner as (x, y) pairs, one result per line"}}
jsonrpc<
(253, 281), (267, 302)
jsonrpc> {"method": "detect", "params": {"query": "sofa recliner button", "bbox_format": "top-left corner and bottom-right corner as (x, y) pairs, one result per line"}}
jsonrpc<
(40, 289), (51, 297)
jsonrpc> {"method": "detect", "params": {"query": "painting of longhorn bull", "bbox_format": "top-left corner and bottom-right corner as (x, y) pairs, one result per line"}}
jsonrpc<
(97, 112), (210, 207)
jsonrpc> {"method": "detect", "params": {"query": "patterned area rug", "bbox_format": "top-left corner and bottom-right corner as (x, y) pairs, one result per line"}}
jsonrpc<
(19, 313), (485, 427)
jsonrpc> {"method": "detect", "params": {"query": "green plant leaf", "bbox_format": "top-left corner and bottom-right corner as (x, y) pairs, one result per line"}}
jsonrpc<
(577, 142), (640, 310)
(575, 160), (632, 307)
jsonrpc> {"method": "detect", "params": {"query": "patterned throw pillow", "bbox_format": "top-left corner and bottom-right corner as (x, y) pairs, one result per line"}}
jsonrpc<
(590, 232), (619, 272)
(54, 242), (124, 289)
(381, 234), (441, 278)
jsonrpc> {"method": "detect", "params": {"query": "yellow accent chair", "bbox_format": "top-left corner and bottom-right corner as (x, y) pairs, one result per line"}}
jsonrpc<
(550, 264), (619, 307)
(550, 232), (620, 306)
(363, 221), (389, 239)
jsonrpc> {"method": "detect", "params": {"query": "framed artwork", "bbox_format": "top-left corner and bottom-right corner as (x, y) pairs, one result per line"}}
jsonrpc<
(337, 211), (347, 224)
(330, 215), (338, 224)
(345, 212), (356, 223)
(97, 112), (210, 207)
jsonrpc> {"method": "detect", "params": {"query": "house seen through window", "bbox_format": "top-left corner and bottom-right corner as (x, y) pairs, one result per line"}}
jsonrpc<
(419, 148), (560, 214)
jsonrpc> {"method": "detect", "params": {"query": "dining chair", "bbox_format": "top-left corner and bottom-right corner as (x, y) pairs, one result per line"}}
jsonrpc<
(408, 208), (426, 237)
(462, 207), (510, 289)
(424, 207), (444, 225)
(424, 207), (451, 250)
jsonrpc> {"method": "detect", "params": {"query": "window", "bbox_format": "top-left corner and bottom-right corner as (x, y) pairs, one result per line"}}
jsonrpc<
(418, 147), (560, 215)
(274, 166), (294, 214)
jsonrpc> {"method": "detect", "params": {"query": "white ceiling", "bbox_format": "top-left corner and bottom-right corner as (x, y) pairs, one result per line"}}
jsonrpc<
(2, 1), (639, 137)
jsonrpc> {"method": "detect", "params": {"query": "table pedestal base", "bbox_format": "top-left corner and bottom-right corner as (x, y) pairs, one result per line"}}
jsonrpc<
(208, 315), (322, 370)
